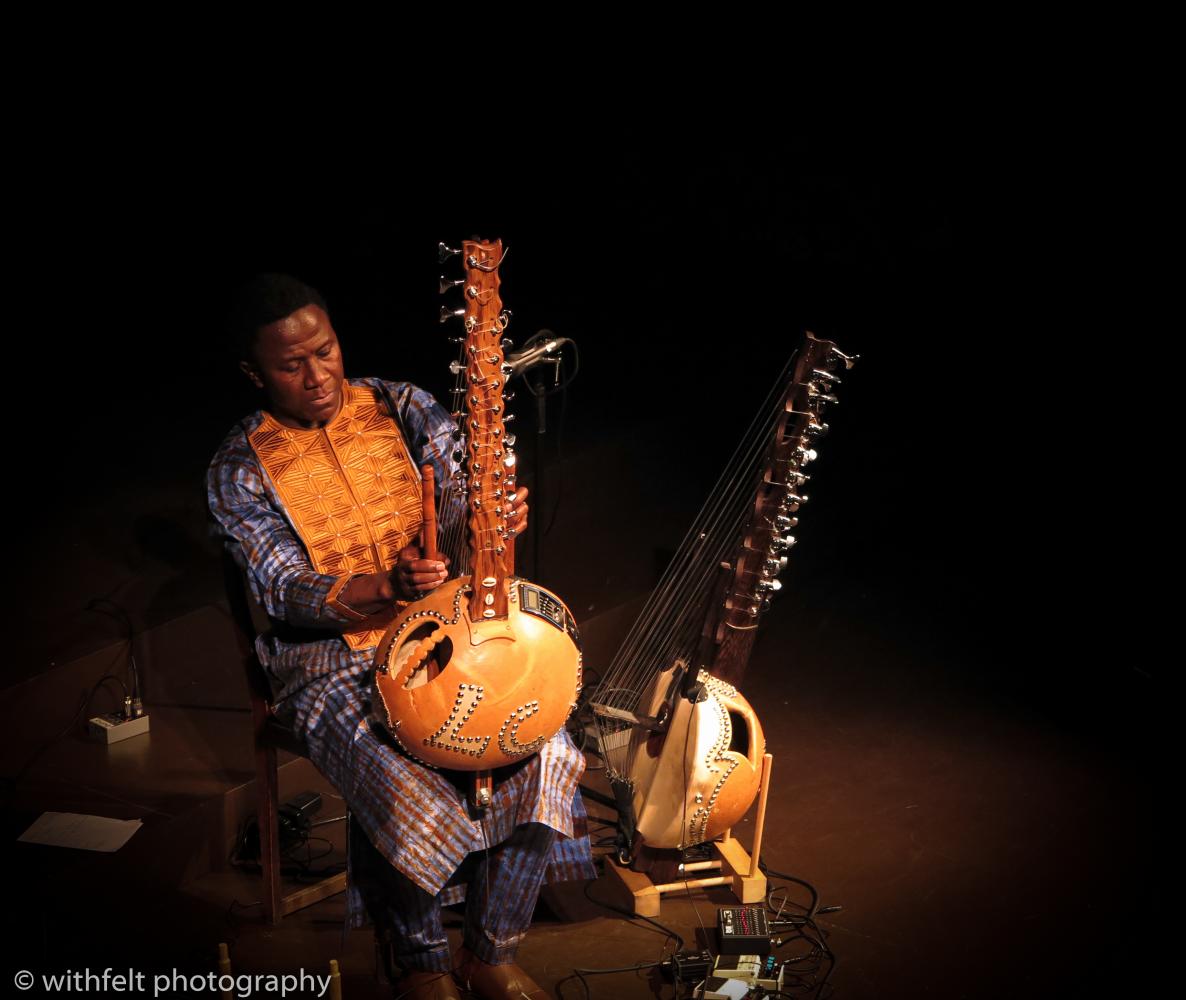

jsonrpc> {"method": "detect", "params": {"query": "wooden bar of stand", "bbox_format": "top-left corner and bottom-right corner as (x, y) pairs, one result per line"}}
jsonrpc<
(604, 752), (773, 916)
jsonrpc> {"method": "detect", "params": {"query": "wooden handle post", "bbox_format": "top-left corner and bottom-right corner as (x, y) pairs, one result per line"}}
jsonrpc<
(421, 464), (438, 560)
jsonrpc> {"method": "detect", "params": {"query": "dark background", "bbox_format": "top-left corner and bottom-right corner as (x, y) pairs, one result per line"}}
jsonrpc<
(13, 145), (1100, 711)
(3, 141), (1150, 996)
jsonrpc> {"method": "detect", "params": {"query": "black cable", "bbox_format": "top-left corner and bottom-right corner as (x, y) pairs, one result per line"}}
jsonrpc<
(555, 961), (664, 1000)
(86, 597), (142, 704)
(756, 858), (838, 1000)
(1, 657), (129, 807)
(581, 878), (686, 954)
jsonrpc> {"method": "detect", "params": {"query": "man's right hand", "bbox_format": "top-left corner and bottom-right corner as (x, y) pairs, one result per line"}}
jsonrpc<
(392, 545), (450, 600)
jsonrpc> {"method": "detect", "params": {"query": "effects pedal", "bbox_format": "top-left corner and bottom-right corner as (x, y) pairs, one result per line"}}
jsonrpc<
(717, 906), (772, 956)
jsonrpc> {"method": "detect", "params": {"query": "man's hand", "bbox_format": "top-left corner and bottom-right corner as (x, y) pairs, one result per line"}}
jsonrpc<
(506, 485), (529, 535)
(393, 546), (450, 600)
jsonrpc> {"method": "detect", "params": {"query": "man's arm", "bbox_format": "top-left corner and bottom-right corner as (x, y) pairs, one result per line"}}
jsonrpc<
(208, 433), (364, 629)
(208, 428), (449, 628)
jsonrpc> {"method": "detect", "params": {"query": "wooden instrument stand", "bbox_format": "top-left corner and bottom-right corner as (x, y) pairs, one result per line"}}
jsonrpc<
(604, 752), (774, 917)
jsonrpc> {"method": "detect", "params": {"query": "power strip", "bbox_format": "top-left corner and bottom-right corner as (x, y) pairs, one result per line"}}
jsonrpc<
(88, 712), (150, 744)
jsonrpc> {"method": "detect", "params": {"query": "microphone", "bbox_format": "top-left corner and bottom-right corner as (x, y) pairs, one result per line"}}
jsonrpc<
(504, 333), (571, 379)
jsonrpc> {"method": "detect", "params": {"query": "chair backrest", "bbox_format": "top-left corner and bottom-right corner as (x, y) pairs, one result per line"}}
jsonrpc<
(221, 548), (275, 707)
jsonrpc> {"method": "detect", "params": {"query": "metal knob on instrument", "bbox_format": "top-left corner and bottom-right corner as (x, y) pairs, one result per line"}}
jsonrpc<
(772, 535), (796, 553)
(805, 421), (829, 440)
(441, 305), (466, 324)
(808, 386), (839, 406)
(439, 276), (465, 295)
(439, 241), (461, 263)
(757, 579), (782, 593)
(765, 556), (788, 572)
(830, 346), (859, 368)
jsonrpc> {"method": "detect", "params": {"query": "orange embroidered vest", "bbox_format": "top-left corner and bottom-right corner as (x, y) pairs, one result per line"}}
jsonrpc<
(248, 382), (424, 650)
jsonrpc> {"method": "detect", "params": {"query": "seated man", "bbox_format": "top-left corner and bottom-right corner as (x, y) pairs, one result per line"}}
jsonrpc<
(207, 274), (594, 1000)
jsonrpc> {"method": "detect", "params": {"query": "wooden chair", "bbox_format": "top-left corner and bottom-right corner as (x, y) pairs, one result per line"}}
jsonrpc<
(223, 552), (348, 924)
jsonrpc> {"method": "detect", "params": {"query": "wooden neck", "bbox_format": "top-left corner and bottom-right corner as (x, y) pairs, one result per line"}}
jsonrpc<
(461, 238), (516, 619)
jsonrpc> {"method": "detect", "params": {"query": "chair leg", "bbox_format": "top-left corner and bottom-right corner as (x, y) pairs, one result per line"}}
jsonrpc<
(255, 740), (282, 925)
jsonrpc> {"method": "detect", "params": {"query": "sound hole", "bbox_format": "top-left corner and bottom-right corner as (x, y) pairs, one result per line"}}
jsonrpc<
(727, 710), (750, 757)
(399, 623), (455, 690)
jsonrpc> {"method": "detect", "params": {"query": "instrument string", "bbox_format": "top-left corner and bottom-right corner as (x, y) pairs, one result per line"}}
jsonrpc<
(438, 336), (472, 578)
(598, 394), (775, 723)
(594, 353), (801, 773)
(607, 354), (794, 689)
(602, 385), (775, 694)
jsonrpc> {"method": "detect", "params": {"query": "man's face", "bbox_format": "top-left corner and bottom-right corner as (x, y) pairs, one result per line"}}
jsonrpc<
(242, 304), (346, 429)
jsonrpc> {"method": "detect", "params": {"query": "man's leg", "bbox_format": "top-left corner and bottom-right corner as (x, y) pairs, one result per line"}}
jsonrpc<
(455, 821), (556, 998)
(350, 818), (452, 974)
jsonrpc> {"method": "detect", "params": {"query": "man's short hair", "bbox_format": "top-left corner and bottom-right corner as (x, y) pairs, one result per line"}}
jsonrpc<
(229, 273), (328, 361)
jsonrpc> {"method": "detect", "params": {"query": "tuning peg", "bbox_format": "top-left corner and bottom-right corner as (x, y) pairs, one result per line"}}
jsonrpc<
(830, 346), (858, 369)
(504, 452), (517, 470)
(812, 367), (841, 386)
(804, 421), (829, 440)
(439, 275), (465, 295)
(807, 386), (838, 406)
(504, 434), (516, 447)
(503, 414), (516, 424)
(503, 391), (515, 403)
(501, 338), (514, 350)
(500, 363), (513, 376)
(439, 242), (461, 263)
(766, 556), (789, 573)
(757, 579), (782, 593)
(796, 446), (819, 464)
(772, 535), (797, 553)
(441, 306), (466, 324)
(449, 360), (466, 375)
